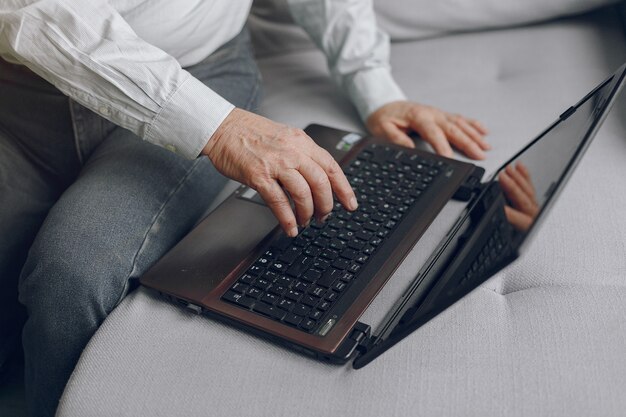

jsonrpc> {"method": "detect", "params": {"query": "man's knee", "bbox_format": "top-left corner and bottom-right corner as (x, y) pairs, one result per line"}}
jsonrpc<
(18, 223), (131, 327)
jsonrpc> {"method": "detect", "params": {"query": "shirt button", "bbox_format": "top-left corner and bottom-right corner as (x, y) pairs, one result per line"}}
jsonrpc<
(99, 106), (111, 116)
(165, 144), (177, 153)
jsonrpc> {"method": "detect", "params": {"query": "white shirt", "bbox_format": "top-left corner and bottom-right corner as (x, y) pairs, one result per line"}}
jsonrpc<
(0, 0), (405, 158)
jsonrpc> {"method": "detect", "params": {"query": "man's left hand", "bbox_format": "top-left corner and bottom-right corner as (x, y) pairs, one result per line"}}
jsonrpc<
(366, 101), (490, 160)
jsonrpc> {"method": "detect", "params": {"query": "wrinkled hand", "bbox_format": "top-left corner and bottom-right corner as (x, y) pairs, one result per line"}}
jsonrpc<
(203, 108), (357, 237)
(366, 101), (490, 160)
(498, 162), (539, 232)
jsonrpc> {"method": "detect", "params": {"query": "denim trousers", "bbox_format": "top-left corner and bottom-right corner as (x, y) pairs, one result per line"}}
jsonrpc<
(0, 28), (262, 417)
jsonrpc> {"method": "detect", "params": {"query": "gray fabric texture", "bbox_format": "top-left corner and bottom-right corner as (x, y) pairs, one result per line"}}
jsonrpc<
(57, 7), (626, 417)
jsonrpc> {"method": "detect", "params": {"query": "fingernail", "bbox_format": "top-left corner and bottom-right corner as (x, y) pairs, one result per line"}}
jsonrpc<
(320, 213), (330, 223)
(350, 197), (358, 211)
(288, 227), (298, 237)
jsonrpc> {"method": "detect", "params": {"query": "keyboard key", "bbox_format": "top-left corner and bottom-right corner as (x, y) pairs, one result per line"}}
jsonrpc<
(304, 245), (322, 257)
(292, 304), (310, 316)
(318, 269), (341, 288)
(347, 240), (365, 251)
(329, 239), (346, 251)
(309, 310), (324, 321)
(301, 295), (320, 308)
(308, 285), (326, 298)
(223, 290), (244, 304)
(320, 249), (339, 260)
(275, 276), (293, 287)
(355, 230), (373, 241)
(253, 302), (285, 320)
(253, 278), (271, 291)
(340, 248), (358, 260)
(269, 261), (288, 274)
(286, 255), (313, 277)
(284, 313), (303, 327)
(270, 284), (287, 295)
(300, 319), (317, 331)
(277, 299), (294, 311)
(355, 254), (369, 264)
(231, 282), (248, 293)
(331, 258), (350, 270)
(262, 270), (279, 281)
(261, 292), (279, 305)
(246, 287), (262, 298)
(248, 264), (264, 276)
(317, 300), (331, 311)
(302, 269), (322, 283)
(284, 289), (303, 302)
(240, 274), (255, 284)
(279, 246), (302, 264)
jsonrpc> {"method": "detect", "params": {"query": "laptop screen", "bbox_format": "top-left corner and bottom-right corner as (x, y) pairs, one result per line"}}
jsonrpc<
(492, 70), (623, 250)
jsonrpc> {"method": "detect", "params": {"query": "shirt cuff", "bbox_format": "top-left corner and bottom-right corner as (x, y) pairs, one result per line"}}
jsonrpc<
(343, 67), (406, 122)
(145, 74), (235, 159)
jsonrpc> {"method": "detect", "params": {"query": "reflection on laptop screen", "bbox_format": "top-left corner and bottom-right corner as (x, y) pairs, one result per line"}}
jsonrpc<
(495, 76), (615, 236)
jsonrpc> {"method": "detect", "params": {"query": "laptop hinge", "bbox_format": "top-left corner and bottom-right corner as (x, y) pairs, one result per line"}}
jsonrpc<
(452, 166), (486, 201)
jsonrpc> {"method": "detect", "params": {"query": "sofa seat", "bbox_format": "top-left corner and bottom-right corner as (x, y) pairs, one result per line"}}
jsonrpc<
(57, 7), (626, 417)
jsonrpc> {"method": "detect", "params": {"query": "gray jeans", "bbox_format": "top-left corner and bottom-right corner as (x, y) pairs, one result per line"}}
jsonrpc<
(0, 28), (261, 417)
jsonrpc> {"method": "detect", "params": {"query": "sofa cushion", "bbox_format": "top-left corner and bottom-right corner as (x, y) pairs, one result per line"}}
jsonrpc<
(249, 0), (621, 56)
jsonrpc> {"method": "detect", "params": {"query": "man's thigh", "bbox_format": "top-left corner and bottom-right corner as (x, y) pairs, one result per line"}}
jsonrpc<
(19, 130), (228, 309)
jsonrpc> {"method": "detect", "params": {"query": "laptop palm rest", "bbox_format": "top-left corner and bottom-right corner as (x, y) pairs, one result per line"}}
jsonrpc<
(141, 186), (277, 302)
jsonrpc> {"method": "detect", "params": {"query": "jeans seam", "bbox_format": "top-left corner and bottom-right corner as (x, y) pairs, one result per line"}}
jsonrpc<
(112, 157), (204, 307)
(244, 74), (263, 111)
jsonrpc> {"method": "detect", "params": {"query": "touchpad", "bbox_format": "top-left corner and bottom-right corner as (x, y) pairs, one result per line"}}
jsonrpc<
(140, 185), (277, 300)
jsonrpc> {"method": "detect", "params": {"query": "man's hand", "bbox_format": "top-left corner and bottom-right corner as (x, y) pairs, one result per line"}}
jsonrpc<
(366, 101), (490, 160)
(203, 109), (357, 237)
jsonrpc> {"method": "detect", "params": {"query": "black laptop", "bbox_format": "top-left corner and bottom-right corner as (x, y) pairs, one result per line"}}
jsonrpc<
(141, 64), (626, 368)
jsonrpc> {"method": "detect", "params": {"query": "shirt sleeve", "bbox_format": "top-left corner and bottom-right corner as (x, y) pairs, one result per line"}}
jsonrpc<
(0, 0), (233, 159)
(286, 0), (406, 122)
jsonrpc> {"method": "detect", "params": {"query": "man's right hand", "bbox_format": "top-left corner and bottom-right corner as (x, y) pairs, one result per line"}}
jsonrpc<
(202, 108), (358, 237)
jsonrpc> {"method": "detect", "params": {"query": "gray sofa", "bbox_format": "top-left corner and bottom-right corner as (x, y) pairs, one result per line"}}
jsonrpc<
(57, 3), (626, 416)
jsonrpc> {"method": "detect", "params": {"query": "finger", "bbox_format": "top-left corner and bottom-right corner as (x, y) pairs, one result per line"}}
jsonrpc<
(296, 156), (334, 221)
(468, 119), (489, 135)
(411, 120), (454, 158)
(380, 121), (415, 148)
(442, 121), (486, 160)
(454, 116), (491, 150)
(505, 164), (537, 205)
(254, 179), (299, 237)
(278, 168), (314, 227)
(516, 162), (533, 183)
(309, 146), (358, 211)
(504, 205), (533, 232)
(499, 171), (535, 215)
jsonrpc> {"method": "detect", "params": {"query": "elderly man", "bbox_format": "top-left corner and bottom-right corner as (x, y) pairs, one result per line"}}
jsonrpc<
(0, 0), (489, 415)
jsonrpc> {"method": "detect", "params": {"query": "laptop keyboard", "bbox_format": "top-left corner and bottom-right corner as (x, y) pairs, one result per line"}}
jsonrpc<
(222, 143), (449, 334)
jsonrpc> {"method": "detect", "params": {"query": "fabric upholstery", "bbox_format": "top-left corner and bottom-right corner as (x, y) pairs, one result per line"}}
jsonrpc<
(249, 0), (621, 56)
(57, 7), (626, 417)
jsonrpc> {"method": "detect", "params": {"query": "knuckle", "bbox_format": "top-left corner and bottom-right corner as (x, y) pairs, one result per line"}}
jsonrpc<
(249, 175), (269, 191)
(312, 174), (331, 191)
(290, 183), (310, 201)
